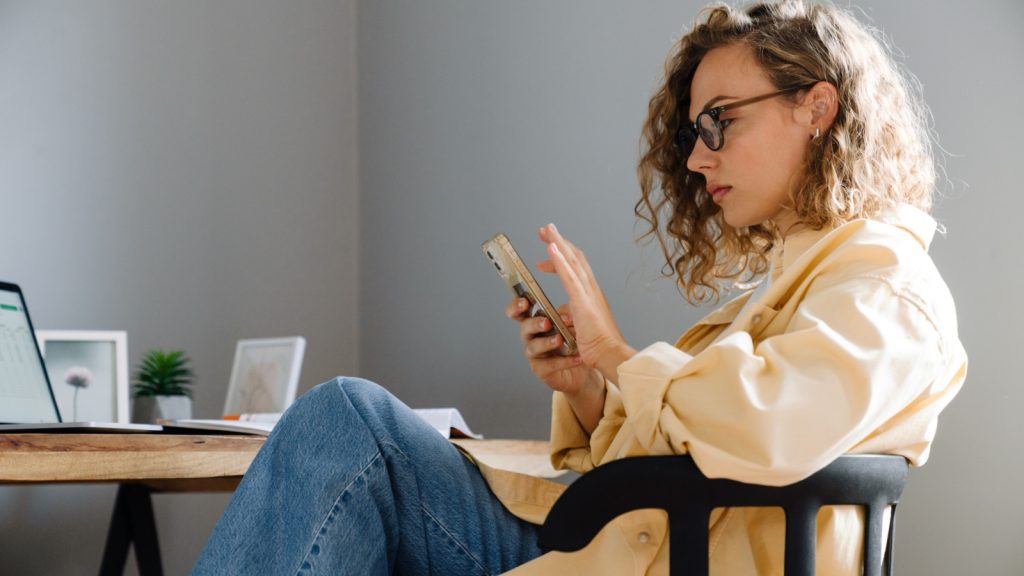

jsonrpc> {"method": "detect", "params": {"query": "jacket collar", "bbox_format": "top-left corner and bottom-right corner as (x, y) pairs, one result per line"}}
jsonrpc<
(772, 204), (936, 280)
(874, 203), (936, 250)
(700, 204), (937, 327)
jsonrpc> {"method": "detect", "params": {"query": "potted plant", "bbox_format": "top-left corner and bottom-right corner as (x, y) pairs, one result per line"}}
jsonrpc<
(131, 349), (195, 423)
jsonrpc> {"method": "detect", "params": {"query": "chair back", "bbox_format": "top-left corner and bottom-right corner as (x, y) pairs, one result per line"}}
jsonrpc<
(539, 454), (908, 576)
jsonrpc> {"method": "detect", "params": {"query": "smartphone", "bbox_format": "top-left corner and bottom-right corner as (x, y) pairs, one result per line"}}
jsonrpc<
(482, 233), (578, 356)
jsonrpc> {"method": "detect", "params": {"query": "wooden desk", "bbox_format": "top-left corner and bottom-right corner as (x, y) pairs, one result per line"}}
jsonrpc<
(0, 433), (265, 576)
(0, 433), (554, 575)
(0, 433), (265, 488)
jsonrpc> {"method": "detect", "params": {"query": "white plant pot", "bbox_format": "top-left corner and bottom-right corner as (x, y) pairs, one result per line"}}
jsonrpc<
(133, 395), (192, 423)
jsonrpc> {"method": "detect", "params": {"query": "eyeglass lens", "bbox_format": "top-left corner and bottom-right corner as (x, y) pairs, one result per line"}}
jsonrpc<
(697, 112), (722, 151)
(677, 126), (697, 154)
(677, 111), (723, 158)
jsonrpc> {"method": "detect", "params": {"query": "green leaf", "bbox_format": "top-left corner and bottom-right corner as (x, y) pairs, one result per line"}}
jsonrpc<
(131, 349), (196, 398)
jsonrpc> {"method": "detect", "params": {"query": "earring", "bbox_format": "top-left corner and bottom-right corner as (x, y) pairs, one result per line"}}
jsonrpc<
(814, 127), (821, 139)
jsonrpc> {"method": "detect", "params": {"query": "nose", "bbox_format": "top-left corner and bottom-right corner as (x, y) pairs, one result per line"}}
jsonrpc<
(686, 137), (718, 174)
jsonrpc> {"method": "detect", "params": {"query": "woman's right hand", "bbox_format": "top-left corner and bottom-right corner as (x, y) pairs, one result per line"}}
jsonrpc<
(506, 296), (607, 433)
(505, 297), (602, 396)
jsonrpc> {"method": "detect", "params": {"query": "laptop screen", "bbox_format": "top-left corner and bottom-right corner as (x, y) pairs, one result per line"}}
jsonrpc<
(0, 283), (61, 424)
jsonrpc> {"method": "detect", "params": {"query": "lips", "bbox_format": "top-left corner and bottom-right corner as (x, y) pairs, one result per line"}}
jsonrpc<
(707, 185), (732, 202)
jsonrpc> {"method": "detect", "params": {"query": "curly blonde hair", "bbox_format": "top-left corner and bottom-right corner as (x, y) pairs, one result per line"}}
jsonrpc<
(636, 0), (936, 304)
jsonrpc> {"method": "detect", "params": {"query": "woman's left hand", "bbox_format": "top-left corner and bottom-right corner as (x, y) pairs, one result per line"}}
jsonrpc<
(537, 223), (636, 381)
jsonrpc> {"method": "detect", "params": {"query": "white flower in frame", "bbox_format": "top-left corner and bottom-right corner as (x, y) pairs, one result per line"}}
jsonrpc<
(64, 366), (93, 389)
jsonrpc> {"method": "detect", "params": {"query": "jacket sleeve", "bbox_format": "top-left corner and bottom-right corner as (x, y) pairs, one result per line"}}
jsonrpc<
(549, 376), (627, 473)
(559, 274), (949, 485)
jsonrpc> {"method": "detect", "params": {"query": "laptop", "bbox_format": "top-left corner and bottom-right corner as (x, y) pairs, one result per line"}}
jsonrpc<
(0, 281), (160, 432)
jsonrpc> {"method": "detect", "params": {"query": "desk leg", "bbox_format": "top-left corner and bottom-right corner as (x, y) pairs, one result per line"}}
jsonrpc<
(99, 484), (164, 576)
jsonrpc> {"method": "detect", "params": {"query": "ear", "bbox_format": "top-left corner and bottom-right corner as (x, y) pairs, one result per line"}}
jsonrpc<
(796, 81), (839, 136)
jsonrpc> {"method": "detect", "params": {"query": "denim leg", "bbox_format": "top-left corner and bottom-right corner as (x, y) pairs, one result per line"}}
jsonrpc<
(192, 377), (543, 575)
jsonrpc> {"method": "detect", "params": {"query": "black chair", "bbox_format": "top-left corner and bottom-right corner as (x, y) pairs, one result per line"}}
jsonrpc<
(539, 454), (908, 576)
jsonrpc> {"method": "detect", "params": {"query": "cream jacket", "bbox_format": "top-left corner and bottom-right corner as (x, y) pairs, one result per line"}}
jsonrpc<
(460, 205), (967, 575)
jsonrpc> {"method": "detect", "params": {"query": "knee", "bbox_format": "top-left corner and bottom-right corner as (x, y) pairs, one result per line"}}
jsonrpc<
(298, 376), (385, 403)
(275, 377), (392, 436)
(329, 377), (410, 433)
(332, 376), (390, 403)
(299, 377), (395, 417)
(280, 376), (382, 418)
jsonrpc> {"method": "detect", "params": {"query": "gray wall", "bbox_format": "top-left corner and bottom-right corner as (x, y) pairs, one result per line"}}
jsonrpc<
(1, 0), (1021, 574)
(0, 1), (358, 574)
(358, 1), (1023, 575)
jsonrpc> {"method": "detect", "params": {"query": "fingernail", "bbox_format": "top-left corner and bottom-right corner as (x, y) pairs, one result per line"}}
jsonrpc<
(550, 336), (559, 345)
(550, 223), (559, 234)
(518, 300), (526, 309)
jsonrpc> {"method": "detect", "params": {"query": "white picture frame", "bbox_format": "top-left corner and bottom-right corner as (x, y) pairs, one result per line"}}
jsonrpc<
(34, 330), (130, 424)
(223, 336), (306, 416)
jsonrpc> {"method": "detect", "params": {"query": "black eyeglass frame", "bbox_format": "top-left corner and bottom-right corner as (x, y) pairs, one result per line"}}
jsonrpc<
(677, 83), (817, 155)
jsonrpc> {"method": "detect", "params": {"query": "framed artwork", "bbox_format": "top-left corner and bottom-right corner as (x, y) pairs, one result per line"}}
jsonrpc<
(34, 330), (129, 423)
(223, 336), (306, 416)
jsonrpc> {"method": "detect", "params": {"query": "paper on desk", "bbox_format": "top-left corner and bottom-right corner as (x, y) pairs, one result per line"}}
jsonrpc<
(413, 408), (482, 439)
(166, 408), (481, 440)
(162, 418), (277, 436)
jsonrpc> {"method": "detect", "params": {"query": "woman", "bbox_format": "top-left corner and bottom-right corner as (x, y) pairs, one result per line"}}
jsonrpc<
(193, 1), (966, 574)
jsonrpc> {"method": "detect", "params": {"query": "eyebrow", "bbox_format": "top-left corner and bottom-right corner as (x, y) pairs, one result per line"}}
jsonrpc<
(687, 94), (736, 123)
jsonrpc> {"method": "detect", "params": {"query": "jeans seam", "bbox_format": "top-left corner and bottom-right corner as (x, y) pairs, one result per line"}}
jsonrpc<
(295, 450), (384, 574)
(373, 423), (487, 575)
(380, 434), (487, 575)
(328, 378), (489, 575)
(420, 503), (491, 576)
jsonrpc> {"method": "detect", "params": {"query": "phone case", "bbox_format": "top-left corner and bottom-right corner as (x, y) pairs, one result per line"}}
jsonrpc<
(483, 233), (578, 356)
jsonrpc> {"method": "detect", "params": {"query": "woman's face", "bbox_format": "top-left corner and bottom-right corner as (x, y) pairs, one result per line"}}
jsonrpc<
(686, 43), (812, 233)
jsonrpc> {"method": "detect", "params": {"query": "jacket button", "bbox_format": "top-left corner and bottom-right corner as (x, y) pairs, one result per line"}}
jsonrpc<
(637, 531), (650, 544)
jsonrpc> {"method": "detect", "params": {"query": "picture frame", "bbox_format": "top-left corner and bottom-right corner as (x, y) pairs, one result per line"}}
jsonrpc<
(222, 336), (306, 416)
(34, 330), (130, 423)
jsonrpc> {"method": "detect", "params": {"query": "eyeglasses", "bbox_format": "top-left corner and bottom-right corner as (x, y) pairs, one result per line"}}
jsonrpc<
(676, 84), (814, 157)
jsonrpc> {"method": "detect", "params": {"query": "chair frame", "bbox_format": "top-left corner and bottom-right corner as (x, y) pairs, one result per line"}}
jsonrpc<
(539, 454), (908, 576)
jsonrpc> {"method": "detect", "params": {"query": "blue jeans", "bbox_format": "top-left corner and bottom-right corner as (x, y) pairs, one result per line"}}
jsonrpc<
(192, 377), (543, 575)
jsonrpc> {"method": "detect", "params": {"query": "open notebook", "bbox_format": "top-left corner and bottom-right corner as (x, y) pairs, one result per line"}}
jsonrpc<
(166, 407), (481, 438)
